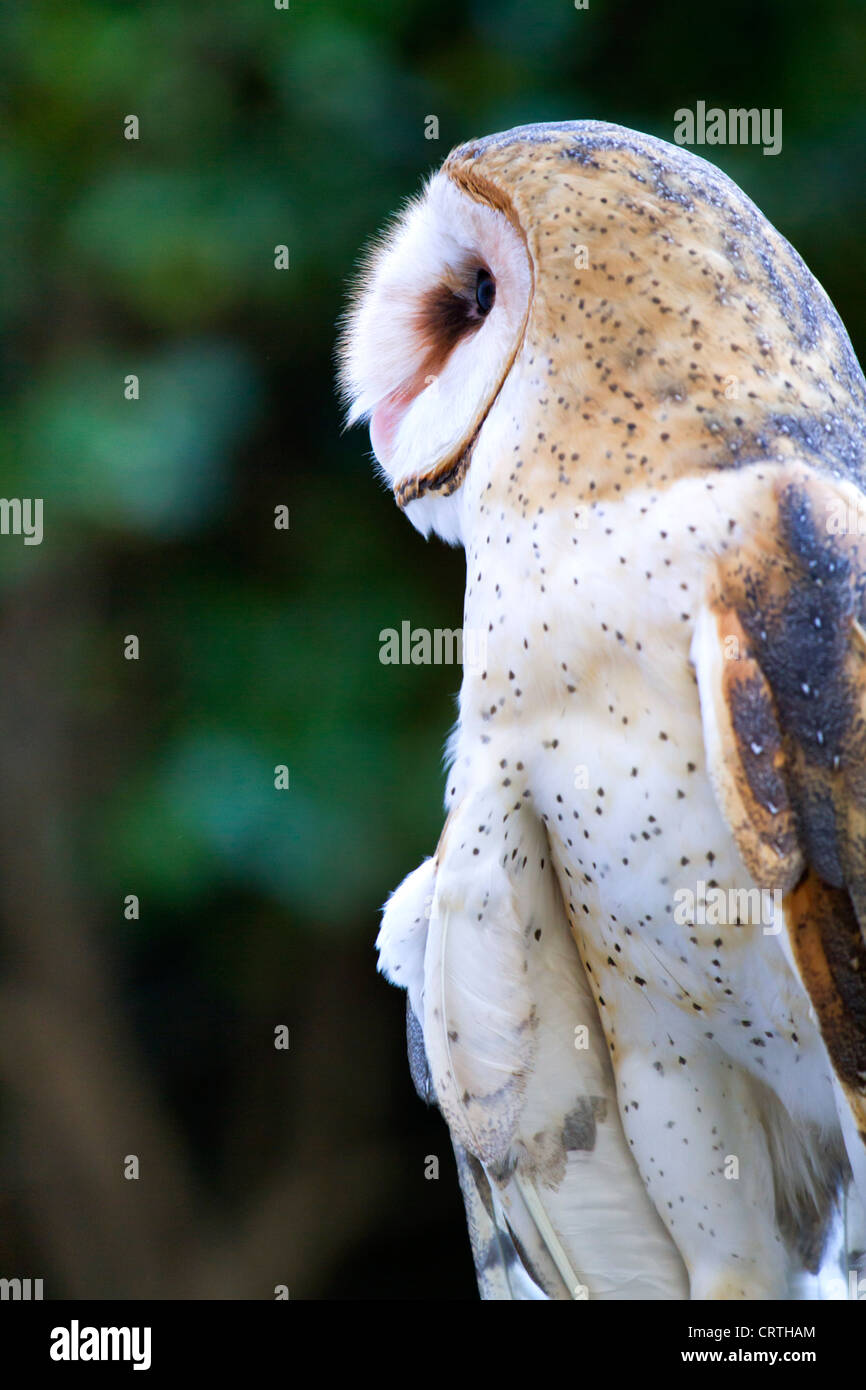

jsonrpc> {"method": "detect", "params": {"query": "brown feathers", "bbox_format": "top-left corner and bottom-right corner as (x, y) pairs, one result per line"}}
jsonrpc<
(412, 266), (487, 377)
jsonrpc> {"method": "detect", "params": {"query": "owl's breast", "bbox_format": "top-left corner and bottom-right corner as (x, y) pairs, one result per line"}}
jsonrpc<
(454, 466), (837, 1123)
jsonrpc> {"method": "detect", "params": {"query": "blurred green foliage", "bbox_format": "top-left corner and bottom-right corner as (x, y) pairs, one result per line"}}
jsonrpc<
(1, 0), (864, 1297)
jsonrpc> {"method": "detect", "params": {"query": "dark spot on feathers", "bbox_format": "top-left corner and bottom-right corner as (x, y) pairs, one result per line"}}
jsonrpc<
(563, 1095), (608, 1151)
(406, 1000), (435, 1106)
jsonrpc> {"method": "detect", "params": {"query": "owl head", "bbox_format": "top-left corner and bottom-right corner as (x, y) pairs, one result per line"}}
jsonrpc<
(339, 121), (864, 545)
(338, 156), (532, 544)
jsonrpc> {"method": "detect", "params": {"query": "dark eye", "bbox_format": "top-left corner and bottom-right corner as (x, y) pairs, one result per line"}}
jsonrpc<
(475, 268), (495, 316)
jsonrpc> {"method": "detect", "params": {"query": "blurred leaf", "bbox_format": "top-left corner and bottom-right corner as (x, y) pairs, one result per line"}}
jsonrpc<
(20, 341), (260, 536)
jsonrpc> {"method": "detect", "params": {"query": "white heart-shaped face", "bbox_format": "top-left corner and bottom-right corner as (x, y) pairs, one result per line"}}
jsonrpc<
(339, 172), (532, 537)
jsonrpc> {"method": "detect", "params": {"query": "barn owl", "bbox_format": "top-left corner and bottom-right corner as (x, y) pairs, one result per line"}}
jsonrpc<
(339, 121), (866, 1300)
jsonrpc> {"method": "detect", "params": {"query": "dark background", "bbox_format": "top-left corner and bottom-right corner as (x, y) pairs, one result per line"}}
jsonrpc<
(0, 0), (863, 1298)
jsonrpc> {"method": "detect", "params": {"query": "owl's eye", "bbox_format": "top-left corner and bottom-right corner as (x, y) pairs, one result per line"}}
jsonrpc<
(475, 268), (496, 316)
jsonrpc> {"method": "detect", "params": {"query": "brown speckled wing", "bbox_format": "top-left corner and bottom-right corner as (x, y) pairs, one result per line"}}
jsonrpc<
(695, 464), (866, 1134)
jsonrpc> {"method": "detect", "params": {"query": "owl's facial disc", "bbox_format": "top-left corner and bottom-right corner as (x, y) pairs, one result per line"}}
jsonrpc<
(340, 171), (531, 528)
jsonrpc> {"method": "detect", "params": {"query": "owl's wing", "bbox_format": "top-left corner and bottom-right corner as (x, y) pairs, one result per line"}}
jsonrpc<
(692, 463), (866, 1193)
(379, 799), (689, 1300)
(450, 1140), (549, 1299)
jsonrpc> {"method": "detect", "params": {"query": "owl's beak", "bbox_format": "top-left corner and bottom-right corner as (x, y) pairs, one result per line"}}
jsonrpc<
(393, 426), (478, 510)
(368, 370), (481, 508)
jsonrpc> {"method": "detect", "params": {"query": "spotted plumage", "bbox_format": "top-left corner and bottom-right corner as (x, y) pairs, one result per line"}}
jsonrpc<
(340, 121), (866, 1299)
